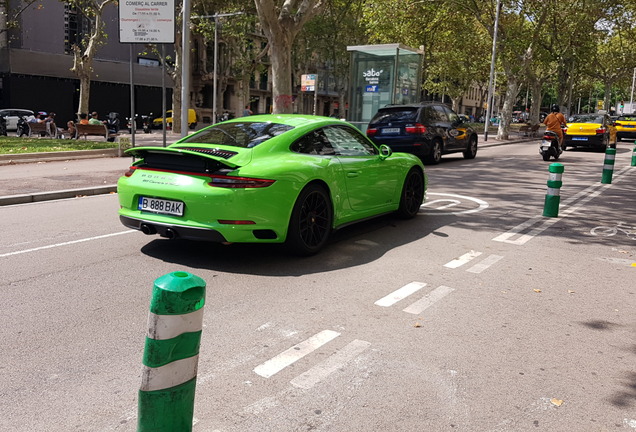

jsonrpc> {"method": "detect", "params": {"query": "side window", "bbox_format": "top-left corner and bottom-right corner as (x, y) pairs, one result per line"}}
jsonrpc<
(290, 130), (335, 156)
(445, 107), (459, 124)
(433, 105), (449, 122)
(323, 126), (377, 156)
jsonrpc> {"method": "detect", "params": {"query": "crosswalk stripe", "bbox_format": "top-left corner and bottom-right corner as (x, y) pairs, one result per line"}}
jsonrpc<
(253, 330), (340, 378)
(290, 340), (371, 390)
(443, 250), (482, 268)
(466, 254), (504, 273)
(374, 282), (426, 307)
(402, 285), (456, 315)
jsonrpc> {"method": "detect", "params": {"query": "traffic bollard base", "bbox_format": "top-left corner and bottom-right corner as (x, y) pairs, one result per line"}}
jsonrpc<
(543, 194), (560, 218)
(138, 378), (197, 432)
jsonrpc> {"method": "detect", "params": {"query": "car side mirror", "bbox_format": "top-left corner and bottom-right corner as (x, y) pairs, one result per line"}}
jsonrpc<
(379, 144), (392, 158)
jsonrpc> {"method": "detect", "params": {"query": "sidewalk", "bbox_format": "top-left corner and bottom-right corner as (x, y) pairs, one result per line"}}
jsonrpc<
(0, 131), (536, 206)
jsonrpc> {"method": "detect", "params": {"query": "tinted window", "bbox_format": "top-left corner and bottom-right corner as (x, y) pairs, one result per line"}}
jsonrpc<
(370, 108), (418, 124)
(433, 105), (449, 122)
(569, 115), (603, 124)
(445, 106), (459, 124)
(618, 116), (636, 121)
(291, 130), (336, 155)
(181, 122), (293, 148)
(323, 126), (377, 156)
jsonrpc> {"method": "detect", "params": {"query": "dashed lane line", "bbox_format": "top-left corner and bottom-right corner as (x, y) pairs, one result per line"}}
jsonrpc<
(444, 250), (483, 268)
(402, 285), (456, 315)
(466, 254), (504, 273)
(374, 282), (427, 307)
(253, 330), (340, 378)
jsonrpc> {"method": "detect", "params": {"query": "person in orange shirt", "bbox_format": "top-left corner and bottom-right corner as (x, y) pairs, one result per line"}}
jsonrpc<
(78, 113), (89, 125)
(543, 104), (567, 150)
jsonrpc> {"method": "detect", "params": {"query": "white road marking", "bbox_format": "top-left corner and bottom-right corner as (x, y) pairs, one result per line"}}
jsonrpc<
(403, 285), (455, 315)
(0, 230), (136, 258)
(374, 282), (426, 307)
(290, 339), (371, 389)
(444, 250), (482, 268)
(421, 192), (489, 215)
(493, 165), (632, 245)
(466, 254), (504, 273)
(253, 330), (340, 378)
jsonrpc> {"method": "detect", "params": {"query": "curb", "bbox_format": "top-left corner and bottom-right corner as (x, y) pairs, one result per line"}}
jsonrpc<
(0, 185), (117, 206)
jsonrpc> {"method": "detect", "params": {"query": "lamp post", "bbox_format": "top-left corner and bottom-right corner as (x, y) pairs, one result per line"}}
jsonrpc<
(630, 67), (636, 113)
(180, 0), (191, 138)
(484, 0), (501, 142)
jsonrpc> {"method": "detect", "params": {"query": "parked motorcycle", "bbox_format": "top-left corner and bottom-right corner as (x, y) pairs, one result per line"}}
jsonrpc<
(539, 130), (562, 161)
(0, 115), (6, 136)
(106, 112), (120, 142)
(142, 113), (152, 133)
(16, 116), (30, 137)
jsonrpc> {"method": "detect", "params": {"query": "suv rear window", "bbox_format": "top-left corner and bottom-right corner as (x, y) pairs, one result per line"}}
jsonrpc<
(370, 108), (418, 124)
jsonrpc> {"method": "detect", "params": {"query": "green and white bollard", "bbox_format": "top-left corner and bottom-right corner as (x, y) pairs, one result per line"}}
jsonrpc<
(601, 147), (616, 184)
(138, 271), (206, 432)
(543, 163), (564, 218)
(631, 143), (636, 167)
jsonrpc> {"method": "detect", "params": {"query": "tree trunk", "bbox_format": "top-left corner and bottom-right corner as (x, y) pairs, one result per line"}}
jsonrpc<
(269, 33), (294, 113)
(496, 73), (519, 140)
(529, 77), (542, 125)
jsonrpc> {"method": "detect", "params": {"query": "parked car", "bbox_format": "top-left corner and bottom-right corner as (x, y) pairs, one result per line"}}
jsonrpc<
(614, 114), (636, 141)
(0, 108), (35, 132)
(563, 113), (617, 151)
(118, 114), (427, 255)
(365, 102), (478, 164)
(152, 109), (198, 130)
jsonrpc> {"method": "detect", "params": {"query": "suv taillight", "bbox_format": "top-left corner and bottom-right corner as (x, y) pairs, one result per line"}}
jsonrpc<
(405, 123), (427, 134)
(366, 128), (377, 137)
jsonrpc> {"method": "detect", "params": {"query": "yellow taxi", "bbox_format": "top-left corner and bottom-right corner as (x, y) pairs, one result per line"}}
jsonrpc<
(153, 109), (198, 130)
(563, 113), (617, 151)
(614, 114), (636, 142)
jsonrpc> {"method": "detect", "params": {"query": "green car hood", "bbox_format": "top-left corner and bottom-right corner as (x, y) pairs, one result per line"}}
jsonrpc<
(125, 145), (252, 169)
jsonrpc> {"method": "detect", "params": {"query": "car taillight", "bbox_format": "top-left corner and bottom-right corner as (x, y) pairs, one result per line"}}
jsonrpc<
(124, 166), (138, 177)
(405, 123), (427, 134)
(596, 127), (606, 134)
(209, 175), (275, 188)
(543, 134), (553, 140)
(562, 128), (568, 134)
(366, 128), (377, 137)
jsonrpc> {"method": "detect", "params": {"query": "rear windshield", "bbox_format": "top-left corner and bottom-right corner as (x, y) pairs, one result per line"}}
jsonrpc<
(370, 108), (418, 124)
(568, 115), (603, 124)
(618, 116), (636, 121)
(180, 122), (293, 148)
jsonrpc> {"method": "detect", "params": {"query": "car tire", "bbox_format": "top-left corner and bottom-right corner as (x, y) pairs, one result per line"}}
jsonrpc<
(463, 135), (478, 159)
(285, 184), (333, 256)
(189, 122), (197, 130)
(427, 140), (442, 164)
(396, 168), (425, 219)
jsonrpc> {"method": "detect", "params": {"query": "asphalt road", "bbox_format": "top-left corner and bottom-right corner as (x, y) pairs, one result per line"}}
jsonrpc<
(1, 142), (635, 431)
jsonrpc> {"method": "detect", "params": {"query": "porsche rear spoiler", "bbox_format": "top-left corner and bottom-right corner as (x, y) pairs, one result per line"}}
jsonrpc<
(125, 146), (242, 169)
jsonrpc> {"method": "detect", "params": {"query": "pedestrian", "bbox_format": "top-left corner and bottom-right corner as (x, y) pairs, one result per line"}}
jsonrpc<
(78, 113), (89, 125)
(29, 112), (42, 123)
(243, 105), (253, 116)
(88, 111), (103, 125)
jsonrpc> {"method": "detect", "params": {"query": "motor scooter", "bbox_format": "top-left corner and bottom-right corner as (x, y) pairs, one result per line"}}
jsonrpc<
(0, 115), (6, 136)
(106, 112), (120, 142)
(16, 116), (30, 137)
(539, 130), (562, 161)
(142, 113), (152, 133)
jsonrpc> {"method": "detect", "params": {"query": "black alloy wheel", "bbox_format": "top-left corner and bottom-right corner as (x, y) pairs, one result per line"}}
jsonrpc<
(463, 135), (478, 159)
(286, 184), (333, 256)
(396, 168), (425, 219)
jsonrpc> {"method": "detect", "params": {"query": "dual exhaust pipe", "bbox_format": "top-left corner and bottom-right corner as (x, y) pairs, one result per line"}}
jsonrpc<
(140, 223), (178, 239)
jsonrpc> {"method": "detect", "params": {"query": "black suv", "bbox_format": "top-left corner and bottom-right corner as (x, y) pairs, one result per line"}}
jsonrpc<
(366, 102), (478, 164)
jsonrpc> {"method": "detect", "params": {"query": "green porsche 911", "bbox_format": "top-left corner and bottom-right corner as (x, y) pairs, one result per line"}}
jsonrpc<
(117, 114), (426, 255)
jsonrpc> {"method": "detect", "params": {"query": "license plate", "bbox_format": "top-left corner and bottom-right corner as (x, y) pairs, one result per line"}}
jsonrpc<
(382, 128), (400, 134)
(572, 137), (588, 141)
(138, 196), (184, 216)
(624, 125), (634, 128)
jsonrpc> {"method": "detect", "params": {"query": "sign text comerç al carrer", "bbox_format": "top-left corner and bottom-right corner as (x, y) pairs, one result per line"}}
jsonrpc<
(119, 0), (175, 44)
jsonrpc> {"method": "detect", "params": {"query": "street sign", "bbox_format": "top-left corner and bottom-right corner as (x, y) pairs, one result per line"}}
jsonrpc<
(119, 0), (175, 43)
(301, 74), (316, 92)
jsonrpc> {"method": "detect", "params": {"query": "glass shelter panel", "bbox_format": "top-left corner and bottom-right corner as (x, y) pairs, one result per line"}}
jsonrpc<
(347, 44), (422, 130)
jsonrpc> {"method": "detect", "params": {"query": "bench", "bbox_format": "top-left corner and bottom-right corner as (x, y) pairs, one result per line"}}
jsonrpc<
(76, 123), (117, 141)
(27, 122), (57, 138)
(518, 124), (531, 136)
(529, 123), (540, 137)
